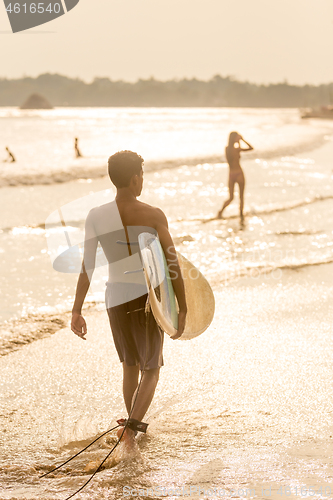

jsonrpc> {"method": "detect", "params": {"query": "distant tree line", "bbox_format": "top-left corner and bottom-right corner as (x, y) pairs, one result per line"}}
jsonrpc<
(0, 73), (333, 108)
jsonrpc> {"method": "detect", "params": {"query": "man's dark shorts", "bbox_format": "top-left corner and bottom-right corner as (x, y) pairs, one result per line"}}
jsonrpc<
(106, 291), (164, 371)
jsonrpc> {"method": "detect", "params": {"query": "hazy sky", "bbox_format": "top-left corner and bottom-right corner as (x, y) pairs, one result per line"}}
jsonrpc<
(0, 0), (332, 85)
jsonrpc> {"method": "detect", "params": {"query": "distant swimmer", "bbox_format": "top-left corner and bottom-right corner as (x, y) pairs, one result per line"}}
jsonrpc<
(74, 137), (82, 158)
(217, 132), (253, 221)
(4, 146), (16, 163)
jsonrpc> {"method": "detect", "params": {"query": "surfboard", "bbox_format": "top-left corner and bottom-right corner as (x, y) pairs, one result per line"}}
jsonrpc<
(138, 232), (215, 340)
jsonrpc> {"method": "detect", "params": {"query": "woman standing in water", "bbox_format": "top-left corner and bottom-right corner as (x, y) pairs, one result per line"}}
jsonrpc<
(217, 132), (253, 221)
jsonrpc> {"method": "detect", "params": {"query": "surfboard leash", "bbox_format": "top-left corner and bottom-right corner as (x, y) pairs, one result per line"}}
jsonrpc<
(39, 424), (120, 479)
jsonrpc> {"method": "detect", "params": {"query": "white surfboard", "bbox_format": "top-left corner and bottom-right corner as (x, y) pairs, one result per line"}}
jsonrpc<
(138, 233), (215, 340)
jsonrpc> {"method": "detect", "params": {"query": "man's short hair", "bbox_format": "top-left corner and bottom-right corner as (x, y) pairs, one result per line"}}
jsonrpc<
(108, 151), (144, 188)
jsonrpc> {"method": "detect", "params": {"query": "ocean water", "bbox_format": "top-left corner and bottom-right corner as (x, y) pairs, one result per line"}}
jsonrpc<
(1, 108), (333, 500)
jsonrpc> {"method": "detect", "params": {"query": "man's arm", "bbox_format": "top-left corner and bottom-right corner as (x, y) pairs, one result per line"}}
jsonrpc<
(155, 209), (187, 340)
(71, 212), (98, 340)
(71, 264), (90, 340)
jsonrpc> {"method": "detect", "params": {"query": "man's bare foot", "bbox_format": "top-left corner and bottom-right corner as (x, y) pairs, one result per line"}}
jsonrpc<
(116, 427), (136, 450)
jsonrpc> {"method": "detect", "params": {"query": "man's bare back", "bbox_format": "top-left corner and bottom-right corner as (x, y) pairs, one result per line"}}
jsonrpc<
(116, 197), (173, 252)
(116, 197), (164, 229)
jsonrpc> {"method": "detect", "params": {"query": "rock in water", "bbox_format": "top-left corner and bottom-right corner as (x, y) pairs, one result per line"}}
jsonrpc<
(20, 94), (53, 109)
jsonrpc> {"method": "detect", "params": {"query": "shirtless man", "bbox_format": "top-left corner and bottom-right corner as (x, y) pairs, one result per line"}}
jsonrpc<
(71, 150), (187, 446)
(217, 132), (253, 221)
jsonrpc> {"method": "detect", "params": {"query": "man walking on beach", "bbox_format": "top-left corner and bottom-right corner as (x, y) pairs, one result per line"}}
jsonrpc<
(71, 150), (187, 447)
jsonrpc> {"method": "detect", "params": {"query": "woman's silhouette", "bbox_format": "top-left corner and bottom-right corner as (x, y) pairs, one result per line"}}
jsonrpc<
(217, 131), (253, 221)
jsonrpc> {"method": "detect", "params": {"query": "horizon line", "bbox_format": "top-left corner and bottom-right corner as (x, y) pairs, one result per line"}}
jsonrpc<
(0, 72), (333, 88)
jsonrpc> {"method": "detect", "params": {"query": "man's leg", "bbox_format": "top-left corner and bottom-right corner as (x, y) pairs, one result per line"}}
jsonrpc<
(130, 368), (160, 422)
(123, 365), (160, 419)
(119, 365), (160, 444)
(123, 363), (140, 414)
